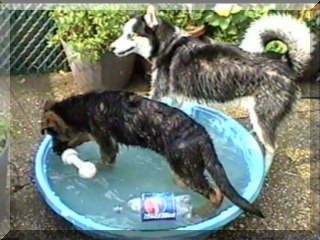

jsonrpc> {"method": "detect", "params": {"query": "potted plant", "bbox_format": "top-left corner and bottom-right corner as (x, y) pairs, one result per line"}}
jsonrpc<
(49, 10), (139, 91)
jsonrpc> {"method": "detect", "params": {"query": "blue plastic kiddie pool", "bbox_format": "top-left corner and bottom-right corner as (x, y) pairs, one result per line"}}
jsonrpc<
(34, 101), (266, 239)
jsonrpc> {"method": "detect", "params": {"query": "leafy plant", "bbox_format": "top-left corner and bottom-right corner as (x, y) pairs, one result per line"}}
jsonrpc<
(48, 7), (317, 62)
(265, 41), (289, 54)
(159, 6), (271, 44)
(48, 10), (141, 62)
(160, 6), (316, 55)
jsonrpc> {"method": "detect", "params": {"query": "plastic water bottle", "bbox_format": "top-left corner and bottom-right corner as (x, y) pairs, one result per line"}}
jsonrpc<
(127, 194), (193, 220)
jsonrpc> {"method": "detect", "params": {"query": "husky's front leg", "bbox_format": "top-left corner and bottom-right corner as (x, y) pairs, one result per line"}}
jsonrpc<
(150, 89), (184, 108)
(150, 70), (184, 108)
(170, 96), (185, 108)
(149, 69), (171, 100)
(150, 83), (167, 101)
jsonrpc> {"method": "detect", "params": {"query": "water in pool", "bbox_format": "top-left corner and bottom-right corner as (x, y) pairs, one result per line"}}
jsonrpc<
(46, 108), (250, 230)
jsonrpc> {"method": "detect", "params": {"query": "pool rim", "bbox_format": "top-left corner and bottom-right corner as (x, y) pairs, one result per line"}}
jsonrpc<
(34, 103), (265, 238)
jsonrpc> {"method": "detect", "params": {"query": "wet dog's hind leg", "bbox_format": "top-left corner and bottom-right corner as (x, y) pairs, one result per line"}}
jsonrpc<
(172, 171), (188, 188)
(181, 169), (224, 218)
(169, 154), (223, 209)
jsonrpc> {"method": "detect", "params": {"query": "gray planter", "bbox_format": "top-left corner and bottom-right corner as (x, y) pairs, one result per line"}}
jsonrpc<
(63, 41), (135, 92)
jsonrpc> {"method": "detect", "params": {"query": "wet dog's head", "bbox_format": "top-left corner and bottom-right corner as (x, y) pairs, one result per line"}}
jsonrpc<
(110, 6), (179, 59)
(41, 100), (90, 155)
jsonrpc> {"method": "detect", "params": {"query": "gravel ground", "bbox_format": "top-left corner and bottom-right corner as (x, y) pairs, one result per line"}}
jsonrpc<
(4, 72), (320, 239)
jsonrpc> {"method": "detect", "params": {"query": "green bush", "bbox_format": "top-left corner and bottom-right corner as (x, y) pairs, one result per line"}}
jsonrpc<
(158, 8), (271, 43)
(48, 10), (141, 62)
(48, 7), (317, 62)
(160, 7), (317, 54)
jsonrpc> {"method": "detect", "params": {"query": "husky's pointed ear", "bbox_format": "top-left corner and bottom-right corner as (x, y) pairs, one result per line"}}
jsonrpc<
(144, 5), (159, 28)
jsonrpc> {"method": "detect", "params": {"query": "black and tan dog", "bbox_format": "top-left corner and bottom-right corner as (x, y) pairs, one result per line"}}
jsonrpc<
(41, 90), (263, 217)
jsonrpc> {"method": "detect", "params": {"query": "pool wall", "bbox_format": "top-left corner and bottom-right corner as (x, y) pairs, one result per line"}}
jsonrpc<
(34, 102), (266, 239)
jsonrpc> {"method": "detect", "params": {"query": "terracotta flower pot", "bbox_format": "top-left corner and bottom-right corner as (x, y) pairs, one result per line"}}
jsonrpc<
(62, 41), (135, 92)
(186, 26), (207, 37)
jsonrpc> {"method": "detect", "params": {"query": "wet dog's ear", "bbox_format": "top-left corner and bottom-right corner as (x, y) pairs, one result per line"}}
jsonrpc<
(41, 111), (69, 135)
(144, 5), (159, 28)
(44, 100), (56, 111)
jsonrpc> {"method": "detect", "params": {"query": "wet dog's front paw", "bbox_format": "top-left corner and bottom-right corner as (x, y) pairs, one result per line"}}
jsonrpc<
(101, 153), (116, 166)
(52, 140), (68, 155)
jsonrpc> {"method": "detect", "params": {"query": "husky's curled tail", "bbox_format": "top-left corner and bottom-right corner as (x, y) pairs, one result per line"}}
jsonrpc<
(240, 15), (319, 81)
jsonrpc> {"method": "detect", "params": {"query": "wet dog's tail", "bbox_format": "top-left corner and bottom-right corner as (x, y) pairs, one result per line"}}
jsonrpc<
(202, 142), (264, 218)
(240, 14), (317, 79)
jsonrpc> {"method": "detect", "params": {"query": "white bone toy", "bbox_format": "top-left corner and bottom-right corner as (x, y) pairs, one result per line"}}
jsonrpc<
(61, 148), (97, 179)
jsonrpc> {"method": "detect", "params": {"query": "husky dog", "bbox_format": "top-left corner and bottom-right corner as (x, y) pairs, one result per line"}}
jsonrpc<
(41, 90), (263, 217)
(110, 7), (316, 171)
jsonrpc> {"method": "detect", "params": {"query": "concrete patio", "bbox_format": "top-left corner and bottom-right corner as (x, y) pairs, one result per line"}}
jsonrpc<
(3, 71), (320, 239)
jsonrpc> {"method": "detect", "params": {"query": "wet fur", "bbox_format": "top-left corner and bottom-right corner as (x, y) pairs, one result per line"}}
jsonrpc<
(41, 90), (263, 217)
